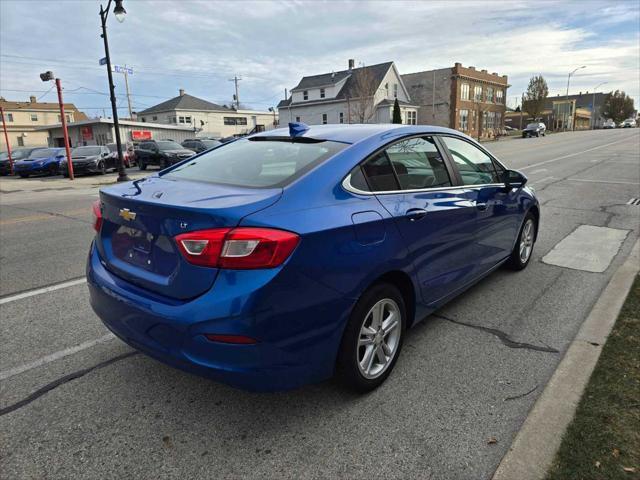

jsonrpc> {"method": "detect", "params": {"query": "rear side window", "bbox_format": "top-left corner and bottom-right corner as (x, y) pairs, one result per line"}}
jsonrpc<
(385, 137), (451, 189)
(165, 138), (346, 188)
(440, 136), (500, 185)
(361, 152), (399, 192)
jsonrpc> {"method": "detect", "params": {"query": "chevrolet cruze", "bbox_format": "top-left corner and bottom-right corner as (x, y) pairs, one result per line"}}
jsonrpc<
(87, 123), (539, 392)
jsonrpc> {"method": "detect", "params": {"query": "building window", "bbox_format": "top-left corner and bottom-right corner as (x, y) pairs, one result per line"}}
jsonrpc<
(152, 115), (158, 121)
(496, 90), (503, 104)
(461, 84), (470, 101)
(296, 116), (301, 122)
(393, 84), (398, 98)
(30, 113), (38, 121)
(496, 112), (502, 128)
(179, 116), (185, 124)
(141, 117), (146, 123)
(474, 86), (482, 102)
(4, 113), (13, 122)
(185, 116), (192, 123)
(339, 112), (344, 124)
(59, 114), (71, 122)
(322, 113), (327, 124)
(223, 117), (248, 125)
(385, 83), (389, 96)
(487, 87), (494, 103)
(459, 109), (469, 131)
(320, 88), (325, 98)
(406, 111), (417, 125)
(17, 136), (24, 146)
(303, 90), (308, 100)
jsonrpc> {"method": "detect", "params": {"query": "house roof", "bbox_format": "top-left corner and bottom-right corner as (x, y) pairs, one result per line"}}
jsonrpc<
(33, 117), (195, 131)
(545, 92), (607, 110)
(138, 93), (230, 114)
(376, 98), (415, 107)
(0, 97), (85, 114)
(291, 71), (352, 91)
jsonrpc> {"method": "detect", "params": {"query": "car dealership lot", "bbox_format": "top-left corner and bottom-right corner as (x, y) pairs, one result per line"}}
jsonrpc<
(1, 129), (639, 479)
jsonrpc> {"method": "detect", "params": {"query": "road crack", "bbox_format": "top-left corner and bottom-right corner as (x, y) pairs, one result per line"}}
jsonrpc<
(433, 313), (559, 353)
(0, 351), (139, 416)
(504, 385), (538, 401)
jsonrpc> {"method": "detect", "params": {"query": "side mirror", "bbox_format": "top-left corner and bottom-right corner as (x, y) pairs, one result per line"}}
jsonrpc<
(503, 169), (527, 189)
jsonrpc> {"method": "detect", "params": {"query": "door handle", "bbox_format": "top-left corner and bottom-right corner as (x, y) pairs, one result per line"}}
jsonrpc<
(405, 208), (427, 221)
(476, 202), (488, 211)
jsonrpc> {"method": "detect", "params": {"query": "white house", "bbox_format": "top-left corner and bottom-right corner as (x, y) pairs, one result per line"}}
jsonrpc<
(137, 90), (277, 138)
(278, 60), (419, 126)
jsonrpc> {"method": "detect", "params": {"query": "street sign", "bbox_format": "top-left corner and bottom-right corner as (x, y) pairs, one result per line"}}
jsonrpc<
(99, 57), (107, 66)
(111, 65), (133, 75)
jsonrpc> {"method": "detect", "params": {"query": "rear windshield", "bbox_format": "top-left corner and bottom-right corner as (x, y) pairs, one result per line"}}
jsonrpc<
(200, 139), (221, 148)
(28, 148), (58, 159)
(72, 146), (101, 156)
(165, 138), (346, 188)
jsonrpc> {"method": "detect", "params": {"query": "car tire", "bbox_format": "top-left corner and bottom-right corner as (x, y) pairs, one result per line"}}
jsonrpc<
(336, 282), (406, 393)
(48, 164), (59, 176)
(506, 212), (537, 271)
(97, 161), (106, 175)
(139, 161), (147, 171)
(19, 173), (29, 178)
(536, 131), (540, 137)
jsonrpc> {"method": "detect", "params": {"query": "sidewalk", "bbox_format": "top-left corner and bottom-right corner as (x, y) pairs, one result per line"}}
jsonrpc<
(0, 170), (148, 193)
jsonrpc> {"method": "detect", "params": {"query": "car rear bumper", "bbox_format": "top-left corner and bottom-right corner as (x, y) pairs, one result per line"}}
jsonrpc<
(86, 242), (351, 391)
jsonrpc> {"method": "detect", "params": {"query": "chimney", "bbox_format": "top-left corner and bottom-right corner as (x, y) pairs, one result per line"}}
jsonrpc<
(481, 69), (487, 73)
(454, 62), (461, 67)
(492, 72), (498, 76)
(30, 95), (37, 103)
(348, 59), (355, 70)
(179, 88), (185, 97)
(469, 66), (475, 70)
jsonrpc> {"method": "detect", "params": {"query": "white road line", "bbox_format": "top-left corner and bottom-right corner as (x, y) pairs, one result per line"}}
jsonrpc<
(529, 168), (548, 175)
(520, 137), (635, 171)
(0, 278), (86, 305)
(0, 333), (116, 381)
(531, 176), (555, 185)
(567, 178), (640, 186)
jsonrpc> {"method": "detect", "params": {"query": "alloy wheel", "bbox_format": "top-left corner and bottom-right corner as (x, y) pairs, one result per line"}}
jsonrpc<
(357, 298), (402, 379)
(519, 219), (535, 263)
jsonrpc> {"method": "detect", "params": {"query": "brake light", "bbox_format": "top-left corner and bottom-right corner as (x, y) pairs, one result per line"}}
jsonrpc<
(175, 227), (299, 269)
(92, 200), (103, 232)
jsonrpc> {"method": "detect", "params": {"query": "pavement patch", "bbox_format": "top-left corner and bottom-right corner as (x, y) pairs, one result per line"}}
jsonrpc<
(542, 225), (629, 273)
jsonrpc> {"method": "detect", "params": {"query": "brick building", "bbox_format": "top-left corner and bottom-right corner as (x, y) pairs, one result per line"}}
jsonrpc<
(402, 63), (509, 138)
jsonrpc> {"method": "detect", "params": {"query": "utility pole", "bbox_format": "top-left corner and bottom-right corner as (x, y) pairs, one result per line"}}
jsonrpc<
(123, 65), (133, 119)
(0, 106), (13, 175)
(229, 76), (242, 109)
(432, 70), (436, 119)
(55, 78), (74, 180)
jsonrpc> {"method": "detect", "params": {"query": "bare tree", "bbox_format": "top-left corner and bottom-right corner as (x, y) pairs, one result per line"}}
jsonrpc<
(348, 67), (379, 124)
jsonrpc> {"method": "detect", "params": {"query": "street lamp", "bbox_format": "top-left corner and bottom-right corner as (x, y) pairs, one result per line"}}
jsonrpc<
(99, 0), (129, 182)
(564, 65), (586, 132)
(591, 82), (607, 130)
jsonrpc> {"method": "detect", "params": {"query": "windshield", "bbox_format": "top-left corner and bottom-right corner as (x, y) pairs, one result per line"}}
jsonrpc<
(157, 141), (184, 151)
(165, 138), (346, 187)
(1, 149), (33, 160)
(107, 144), (117, 152)
(200, 139), (221, 148)
(71, 146), (101, 156)
(27, 148), (58, 159)
(526, 123), (539, 129)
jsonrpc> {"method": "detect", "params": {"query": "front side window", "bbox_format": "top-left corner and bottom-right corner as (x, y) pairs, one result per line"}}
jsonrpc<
(385, 137), (451, 190)
(166, 138), (346, 188)
(441, 136), (500, 185)
(71, 146), (102, 156)
(461, 84), (470, 100)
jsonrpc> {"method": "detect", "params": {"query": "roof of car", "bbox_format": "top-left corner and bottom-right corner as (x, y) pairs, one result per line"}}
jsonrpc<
(249, 123), (468, 144)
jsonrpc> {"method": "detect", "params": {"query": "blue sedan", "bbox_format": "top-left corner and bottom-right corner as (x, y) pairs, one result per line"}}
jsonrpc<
(87, 123), (539, 392)
(14, 147), (66, 177)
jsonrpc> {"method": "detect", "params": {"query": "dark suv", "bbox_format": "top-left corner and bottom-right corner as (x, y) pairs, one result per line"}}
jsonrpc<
(181, 138), (221, 153)
(136, 140), (195, 170)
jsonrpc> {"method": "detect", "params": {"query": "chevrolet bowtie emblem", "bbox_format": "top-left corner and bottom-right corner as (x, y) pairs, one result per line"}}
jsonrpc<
(119, 208), (137, 221)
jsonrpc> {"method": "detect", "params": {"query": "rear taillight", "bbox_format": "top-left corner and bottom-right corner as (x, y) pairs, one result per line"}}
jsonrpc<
(175, 227), (299, 269)
(92, 200), (103, 232)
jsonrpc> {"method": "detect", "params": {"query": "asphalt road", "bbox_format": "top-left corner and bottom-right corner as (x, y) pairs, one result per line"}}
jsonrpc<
(1, 128), (639, 479)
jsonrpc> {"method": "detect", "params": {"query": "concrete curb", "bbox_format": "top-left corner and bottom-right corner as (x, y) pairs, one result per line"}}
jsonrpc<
(492, 238), (640, 480)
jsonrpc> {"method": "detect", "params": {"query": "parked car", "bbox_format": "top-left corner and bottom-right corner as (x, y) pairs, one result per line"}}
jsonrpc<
(106, 143), (136, 167)
(522, 122), (546, 137)
(181, 138), (222, 153)
(60, 145), (114, 176)
(13, 147), (66, 177)
(621, 118), (637, 128)
(602, 119), (616, 129)
(88, 123), (539, 392)
(135, 140), (195, 170)
(0, 146), (48, 175)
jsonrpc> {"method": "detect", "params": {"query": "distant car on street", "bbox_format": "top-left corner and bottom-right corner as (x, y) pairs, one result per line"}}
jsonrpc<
(0, 146), (48, 175)
(522, 122), (546, 138)
(60, 145), (115, 177)
(621, 118), (637, 128)
(181, 138), (222, 153)
(135, 140), (195, 170)
(106, 143), (136, 168)
(602, 119), (616, 129)
(13, 147), (66, 177)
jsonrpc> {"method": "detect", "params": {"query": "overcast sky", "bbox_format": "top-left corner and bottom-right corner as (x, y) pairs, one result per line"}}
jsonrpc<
(1, 0), (638, 118)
